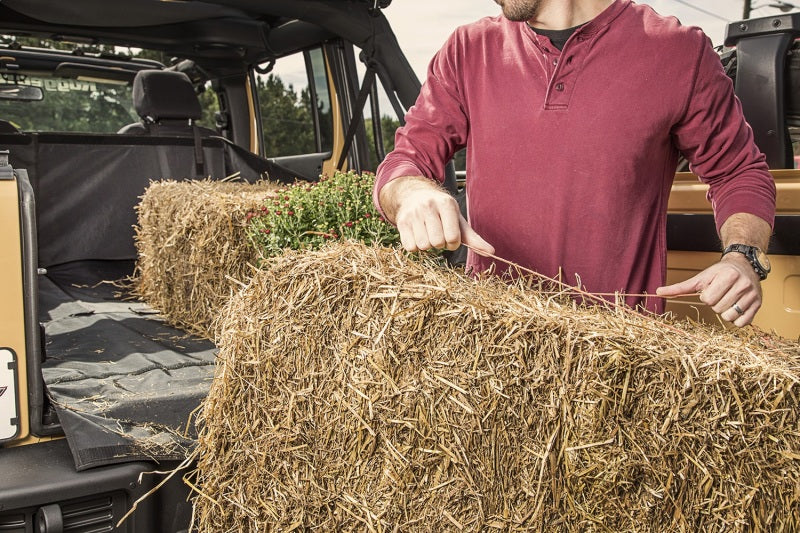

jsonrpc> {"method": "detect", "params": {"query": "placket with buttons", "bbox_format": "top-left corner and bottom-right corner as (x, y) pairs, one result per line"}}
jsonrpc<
(536, 30), (593, 111)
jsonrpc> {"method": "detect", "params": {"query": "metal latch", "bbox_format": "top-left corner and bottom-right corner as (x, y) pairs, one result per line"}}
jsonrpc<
(0, 149), (12, 180)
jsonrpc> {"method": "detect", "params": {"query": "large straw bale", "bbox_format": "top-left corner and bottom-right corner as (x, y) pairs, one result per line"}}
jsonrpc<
(133, 179), (280, 338)
(193, 242), (800, 532)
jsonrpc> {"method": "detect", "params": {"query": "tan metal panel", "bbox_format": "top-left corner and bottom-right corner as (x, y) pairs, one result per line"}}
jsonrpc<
(0, 177), (29, 444)
(322, 53), (345, 178)
(668, 170), (800, 215)
(665, 169), (800, 339)
(666, 250), (800, 340)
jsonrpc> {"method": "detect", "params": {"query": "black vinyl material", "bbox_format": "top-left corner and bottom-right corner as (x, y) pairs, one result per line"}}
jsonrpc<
(1, 132), (226, 267)
(0, 131), (299, 266)
(0, 129), (304, 471)
(40, 260), (217, 470)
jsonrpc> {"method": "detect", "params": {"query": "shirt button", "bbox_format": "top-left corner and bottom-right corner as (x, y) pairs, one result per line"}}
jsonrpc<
(553, 58), (558, 66)
(555, 82), (564, 91)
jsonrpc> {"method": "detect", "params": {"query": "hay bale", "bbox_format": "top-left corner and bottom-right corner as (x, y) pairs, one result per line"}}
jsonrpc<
(192, 242), (800, 532)
(133, 179), (280, 338)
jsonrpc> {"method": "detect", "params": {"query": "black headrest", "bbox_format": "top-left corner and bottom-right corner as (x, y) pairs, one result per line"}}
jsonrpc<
(0, 119), (20, 133)
(132, 70), (201, 121)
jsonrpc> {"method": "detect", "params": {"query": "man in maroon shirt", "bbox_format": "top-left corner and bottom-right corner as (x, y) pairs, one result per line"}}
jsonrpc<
(373, 0), (776, 327)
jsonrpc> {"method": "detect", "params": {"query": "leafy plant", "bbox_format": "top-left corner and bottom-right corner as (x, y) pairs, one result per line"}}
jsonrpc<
(246, 171), (399, 257)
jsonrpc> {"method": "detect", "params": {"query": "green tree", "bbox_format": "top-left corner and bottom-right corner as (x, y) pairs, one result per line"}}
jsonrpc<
(0, 77), (138, 133)
(257, 74), (315, 157)
(364, 114), (401, 170)
(196, 87), (219, 129)
(10, 35), (108, 53)
(0, 36), (137, 132)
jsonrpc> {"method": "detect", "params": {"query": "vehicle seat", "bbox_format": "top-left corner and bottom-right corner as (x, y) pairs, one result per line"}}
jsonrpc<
(118, 70), (216, 136)
(0, 119), (21, 133)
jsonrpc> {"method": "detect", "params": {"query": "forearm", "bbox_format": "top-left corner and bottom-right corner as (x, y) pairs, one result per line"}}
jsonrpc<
(719, 212), (771, 251)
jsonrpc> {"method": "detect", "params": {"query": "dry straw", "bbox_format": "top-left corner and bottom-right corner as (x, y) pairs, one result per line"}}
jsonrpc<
(133, 179), (281, 338)
(192, 241), (800, 532)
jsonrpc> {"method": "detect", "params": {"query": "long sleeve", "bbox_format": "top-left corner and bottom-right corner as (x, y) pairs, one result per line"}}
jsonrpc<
(373, 34), (469, 213)
(671, 33), (776, 233)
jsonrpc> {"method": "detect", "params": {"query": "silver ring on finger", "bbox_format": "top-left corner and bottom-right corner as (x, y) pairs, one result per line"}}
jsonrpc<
(732, 303), (744, 316)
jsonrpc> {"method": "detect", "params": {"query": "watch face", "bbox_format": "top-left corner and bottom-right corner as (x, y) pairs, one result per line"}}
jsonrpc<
(755, 248), (771, 271)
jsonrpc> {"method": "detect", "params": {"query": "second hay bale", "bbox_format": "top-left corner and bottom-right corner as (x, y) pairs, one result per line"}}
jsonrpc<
(133, 179), (280, 338)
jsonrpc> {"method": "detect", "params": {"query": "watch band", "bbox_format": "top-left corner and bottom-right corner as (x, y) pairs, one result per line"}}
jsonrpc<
(722, 244), (769, 280)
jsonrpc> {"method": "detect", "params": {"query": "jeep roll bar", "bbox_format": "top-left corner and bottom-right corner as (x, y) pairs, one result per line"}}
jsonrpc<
(725, 12), (800, 169)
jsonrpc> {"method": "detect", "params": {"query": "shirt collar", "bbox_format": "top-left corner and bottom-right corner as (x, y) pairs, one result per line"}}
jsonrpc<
(518, 0), (630, 51)
(573, 0), (630, 38)
(522, 0), (630, 37)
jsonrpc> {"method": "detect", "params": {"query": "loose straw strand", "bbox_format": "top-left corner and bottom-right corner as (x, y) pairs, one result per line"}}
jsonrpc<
(463, 244), (700, 302)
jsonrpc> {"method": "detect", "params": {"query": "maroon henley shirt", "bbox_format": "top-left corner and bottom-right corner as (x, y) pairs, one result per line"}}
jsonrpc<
(374, 0), (776, 312)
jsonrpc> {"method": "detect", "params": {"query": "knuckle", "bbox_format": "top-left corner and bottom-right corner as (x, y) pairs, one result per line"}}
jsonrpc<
(421, 192), (451, 209)
(444, 228), (461, 243)
(436, 197), (459, 214)
(395, 214), (415, 231)
(720, 270), (739, 285)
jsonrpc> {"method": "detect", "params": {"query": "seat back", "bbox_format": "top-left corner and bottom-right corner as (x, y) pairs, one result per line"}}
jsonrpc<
(118, 70), (216, 136)
(0, 120), (21, 133)
(1, 132), (226, 267)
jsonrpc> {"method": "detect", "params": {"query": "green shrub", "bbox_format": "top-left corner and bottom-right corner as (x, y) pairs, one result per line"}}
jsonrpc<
(246, 171), (399, 257)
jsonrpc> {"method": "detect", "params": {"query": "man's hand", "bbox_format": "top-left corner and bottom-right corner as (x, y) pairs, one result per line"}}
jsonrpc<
(656, 254), (762, 327)
(378, 175), (494, 256)
(657, 212), (771, 327)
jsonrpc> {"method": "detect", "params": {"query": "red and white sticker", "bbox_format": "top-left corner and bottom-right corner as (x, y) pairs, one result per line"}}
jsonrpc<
(0, 348), (19, 441)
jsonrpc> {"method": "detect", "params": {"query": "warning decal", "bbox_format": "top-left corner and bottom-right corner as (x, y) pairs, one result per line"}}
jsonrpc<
(0, 348), (19, 442)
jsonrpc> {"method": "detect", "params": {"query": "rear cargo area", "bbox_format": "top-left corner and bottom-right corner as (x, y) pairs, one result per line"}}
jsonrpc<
(2, 132), (234, 470)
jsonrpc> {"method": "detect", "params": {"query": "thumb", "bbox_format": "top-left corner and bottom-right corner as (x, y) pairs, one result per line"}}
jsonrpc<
(656, 274), (703, 297)
(459, 215), (495, 257)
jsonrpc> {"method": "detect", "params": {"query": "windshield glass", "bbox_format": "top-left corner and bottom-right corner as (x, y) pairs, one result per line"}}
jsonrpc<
(0, 74), (137, 133)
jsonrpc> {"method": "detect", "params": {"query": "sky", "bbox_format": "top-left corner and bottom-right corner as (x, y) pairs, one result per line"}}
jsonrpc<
(382, 0), (800, 82)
